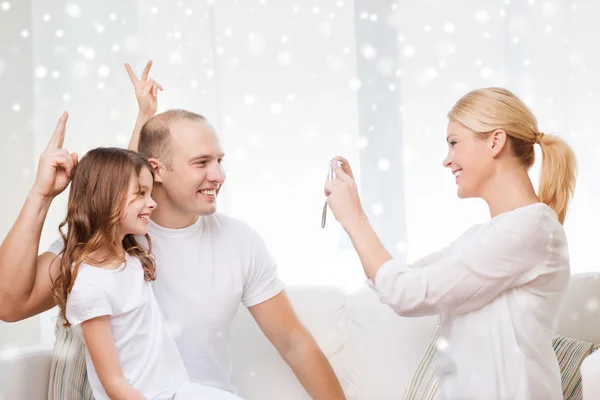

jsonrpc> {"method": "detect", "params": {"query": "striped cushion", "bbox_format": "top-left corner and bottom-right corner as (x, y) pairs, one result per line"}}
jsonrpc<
(47, 321), (93, 400)
(403, 326), (599, 400)
(403, 324), (440, 400)
(554, 336), (600, 400)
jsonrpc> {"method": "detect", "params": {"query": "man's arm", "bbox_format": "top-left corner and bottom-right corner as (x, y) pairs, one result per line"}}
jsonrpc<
(124, 60), (163, 151)
(0, 112), (77, 322)
(249, 291), (346, 400)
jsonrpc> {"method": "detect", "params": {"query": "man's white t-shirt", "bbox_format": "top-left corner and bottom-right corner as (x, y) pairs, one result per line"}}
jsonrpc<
(65, 255), (189, 400)
(50, 212), (285, 394)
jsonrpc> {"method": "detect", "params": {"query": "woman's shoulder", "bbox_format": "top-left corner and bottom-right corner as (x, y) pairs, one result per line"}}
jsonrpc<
(483, 202), (565, 244)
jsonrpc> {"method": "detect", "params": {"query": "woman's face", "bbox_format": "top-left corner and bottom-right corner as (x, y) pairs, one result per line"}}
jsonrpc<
(442, 120), (496, 199)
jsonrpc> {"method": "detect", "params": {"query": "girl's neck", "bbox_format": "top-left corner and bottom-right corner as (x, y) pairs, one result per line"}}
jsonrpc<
(85, 245), (126, 270)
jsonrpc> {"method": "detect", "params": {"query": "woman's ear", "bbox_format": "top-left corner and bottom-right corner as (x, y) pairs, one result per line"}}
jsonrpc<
(148, 158), (163, 183)
(489, 129), (508, 157)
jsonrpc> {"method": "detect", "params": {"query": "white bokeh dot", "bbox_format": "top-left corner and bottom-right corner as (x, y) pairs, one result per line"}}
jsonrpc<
(62, 93), (71, 102)
(35, 66), (48, 78)
(357, 136), (368, 149)
(42, 13), (51, 22)
(443, 22), (455, 33)
(371, 203), (383, 215)
(248, 32), (267, 54)
(244, 94), (256, 106)
(348, 77), (362, 91)
(586, 299), (598, 312)
(169, 52), (182, 64)
(1, 1), (10, 11)
(270, 103), (282, 114)
(481, 67), (494, 79)
(378, 158), (390, 171)
(542, 2), (558, 18)
(474, 9), (490, 23)
(403, 45), (415, 58)
(426, 67), (438, 79)
(12, 103), (21, 112)
(361, 44), (377, 60)
(109, 13), (117, 21)
(65, 3), (81, 18)
(56, 29), (64, 38)
(437, 337), (449, 351)
(277, 52), (292, 66)
(21, 30), (29, 38)
(98, 65), (110, 77)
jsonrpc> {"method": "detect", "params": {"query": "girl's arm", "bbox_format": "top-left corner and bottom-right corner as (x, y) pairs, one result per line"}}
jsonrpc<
(81, 316), (146, 400)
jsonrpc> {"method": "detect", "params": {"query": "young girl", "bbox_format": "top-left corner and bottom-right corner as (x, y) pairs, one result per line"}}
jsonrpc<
(51, 147), (242, 400)
(325, 87), (576, 399)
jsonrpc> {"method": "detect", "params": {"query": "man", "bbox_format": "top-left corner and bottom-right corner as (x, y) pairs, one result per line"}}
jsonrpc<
(0, 60), (345, 399)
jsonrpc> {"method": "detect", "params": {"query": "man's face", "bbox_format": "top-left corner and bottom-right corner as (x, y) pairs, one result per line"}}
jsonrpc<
(156, 118), (226, 218)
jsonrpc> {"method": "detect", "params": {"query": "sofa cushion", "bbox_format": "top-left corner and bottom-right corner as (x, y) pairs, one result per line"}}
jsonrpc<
(342, 285), (438, 399)
(554, 335), (600, 400)
(404, 331), (599, 400)
(403, 324), (440, 400)
(47, 321), (93, 400)
(231, 286), (347, 399)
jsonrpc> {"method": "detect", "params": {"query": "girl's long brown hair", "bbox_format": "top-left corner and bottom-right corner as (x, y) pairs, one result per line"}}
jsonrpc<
(51, 147), (157, 326)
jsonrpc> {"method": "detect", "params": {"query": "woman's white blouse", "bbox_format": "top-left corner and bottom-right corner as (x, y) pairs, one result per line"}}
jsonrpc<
(371, 203), (570, 400)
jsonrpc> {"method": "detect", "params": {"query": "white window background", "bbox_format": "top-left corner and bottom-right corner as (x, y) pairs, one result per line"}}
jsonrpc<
(1, 0), (599, 349)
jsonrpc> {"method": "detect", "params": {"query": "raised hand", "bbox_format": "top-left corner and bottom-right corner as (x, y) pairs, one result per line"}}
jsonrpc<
(31, 112), (79, 199)
(125, 60), (163, 117)
(324, 159), (365, 229)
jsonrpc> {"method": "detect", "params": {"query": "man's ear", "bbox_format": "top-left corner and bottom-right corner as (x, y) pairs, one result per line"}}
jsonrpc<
(148, 158), (164, 183)
(489, 129), (508, 157)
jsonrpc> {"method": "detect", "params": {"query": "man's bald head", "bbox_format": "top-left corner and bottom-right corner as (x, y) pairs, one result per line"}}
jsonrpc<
(138, 109), (207, 169)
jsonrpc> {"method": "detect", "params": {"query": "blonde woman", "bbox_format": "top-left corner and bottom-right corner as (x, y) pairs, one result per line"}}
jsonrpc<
(325, 87), (576, 399)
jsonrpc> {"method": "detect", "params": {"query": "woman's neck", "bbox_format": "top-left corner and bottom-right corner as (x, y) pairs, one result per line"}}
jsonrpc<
(482, 165), (540, 219)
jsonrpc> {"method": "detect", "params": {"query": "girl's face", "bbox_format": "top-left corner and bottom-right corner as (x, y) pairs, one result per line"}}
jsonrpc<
(121, 168), (157, 237)
(442, 120), (496, 199)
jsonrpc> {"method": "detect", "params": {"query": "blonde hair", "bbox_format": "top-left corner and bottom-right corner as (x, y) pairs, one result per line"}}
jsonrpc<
(448, 87), (577, 224)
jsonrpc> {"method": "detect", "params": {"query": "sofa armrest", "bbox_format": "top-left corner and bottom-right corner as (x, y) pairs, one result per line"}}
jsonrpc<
(0, 344), (53, 399)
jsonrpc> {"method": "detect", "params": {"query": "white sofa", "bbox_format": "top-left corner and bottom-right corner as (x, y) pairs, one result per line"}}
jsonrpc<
(1, 273), (599, 400)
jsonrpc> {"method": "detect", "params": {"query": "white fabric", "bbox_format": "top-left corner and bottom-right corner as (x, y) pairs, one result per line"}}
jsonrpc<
(582, 349), (600, 400)
(370, 203), (570, 400)
(65, 255), (189, 400)
(49, 212), (285, 395)
(174, 381), (245, 399)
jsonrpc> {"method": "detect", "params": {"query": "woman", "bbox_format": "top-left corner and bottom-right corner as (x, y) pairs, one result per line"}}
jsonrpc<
(325, 87), (576, 399)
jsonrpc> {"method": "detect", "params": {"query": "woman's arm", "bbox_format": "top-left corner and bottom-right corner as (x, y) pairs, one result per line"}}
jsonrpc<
(82, 316), (146, 400)
(325, 160), (554, 317)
